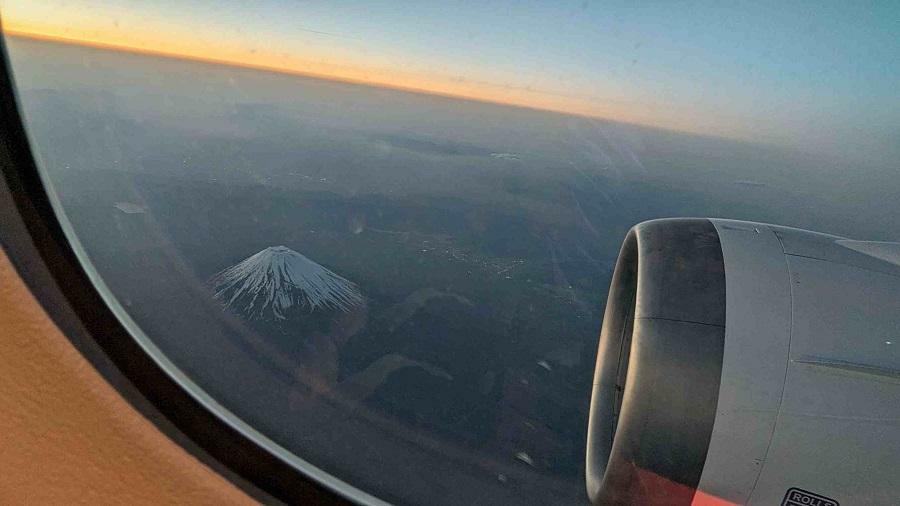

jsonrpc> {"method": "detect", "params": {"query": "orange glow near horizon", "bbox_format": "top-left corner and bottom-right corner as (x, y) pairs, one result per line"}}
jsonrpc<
(2, 20), (640, 124)
(2, 24), (629, 121)
(8, 0), (895, 160)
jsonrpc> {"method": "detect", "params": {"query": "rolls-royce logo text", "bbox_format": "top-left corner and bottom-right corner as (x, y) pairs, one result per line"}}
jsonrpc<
(781, 488), (839, 506)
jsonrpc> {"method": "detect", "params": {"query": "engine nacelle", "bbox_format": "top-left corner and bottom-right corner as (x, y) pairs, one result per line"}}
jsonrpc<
(586, 218), (900, 505)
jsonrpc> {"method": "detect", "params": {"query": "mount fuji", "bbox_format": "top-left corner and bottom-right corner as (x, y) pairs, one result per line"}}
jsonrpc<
(211, 245), (364, 321)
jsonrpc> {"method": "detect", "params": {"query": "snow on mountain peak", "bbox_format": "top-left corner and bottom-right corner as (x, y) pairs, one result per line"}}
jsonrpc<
(211, 245), (364, 320)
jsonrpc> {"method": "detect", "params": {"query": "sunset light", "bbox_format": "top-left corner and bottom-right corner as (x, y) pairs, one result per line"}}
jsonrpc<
(1, 2), (641, 128)
(2, 0), (898, 160)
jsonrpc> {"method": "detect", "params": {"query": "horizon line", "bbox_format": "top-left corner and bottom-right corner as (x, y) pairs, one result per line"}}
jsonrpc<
(2, 29), (599, 120)
(1, 27), (716, 140)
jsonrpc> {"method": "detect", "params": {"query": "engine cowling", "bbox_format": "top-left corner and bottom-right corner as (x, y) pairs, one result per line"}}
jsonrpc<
(586, 218), (900, 505)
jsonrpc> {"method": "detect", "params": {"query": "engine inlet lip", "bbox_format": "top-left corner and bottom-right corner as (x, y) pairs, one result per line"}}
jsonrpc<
(586, 218), (726, 506)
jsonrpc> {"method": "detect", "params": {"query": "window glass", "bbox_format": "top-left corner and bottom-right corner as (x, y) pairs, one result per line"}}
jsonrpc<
(2, 2), (898, 504)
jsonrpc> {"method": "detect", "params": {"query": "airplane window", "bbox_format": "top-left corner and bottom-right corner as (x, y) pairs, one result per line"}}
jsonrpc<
(1, 2), (898, 505)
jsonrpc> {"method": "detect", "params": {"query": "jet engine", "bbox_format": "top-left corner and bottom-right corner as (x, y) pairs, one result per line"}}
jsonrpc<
(586, 218), (900, 505)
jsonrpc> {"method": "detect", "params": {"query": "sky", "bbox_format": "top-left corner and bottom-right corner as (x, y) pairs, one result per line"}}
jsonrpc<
(1, 0), (898, 160)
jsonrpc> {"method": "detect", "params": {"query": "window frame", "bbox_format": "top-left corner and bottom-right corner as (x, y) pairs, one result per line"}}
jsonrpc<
(0, 30), (374, 506)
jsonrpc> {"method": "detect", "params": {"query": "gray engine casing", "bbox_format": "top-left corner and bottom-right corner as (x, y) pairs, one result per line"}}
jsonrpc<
(586, 218), (900, 505)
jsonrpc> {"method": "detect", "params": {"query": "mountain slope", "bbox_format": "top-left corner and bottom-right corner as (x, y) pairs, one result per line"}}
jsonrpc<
(211, 245), (363, 320)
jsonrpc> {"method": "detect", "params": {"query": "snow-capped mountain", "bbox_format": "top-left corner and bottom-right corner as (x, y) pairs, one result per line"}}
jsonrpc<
(211, 245), (364, 320)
